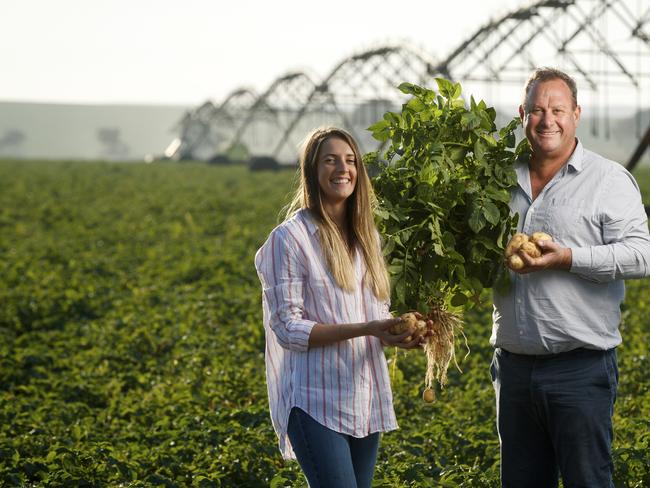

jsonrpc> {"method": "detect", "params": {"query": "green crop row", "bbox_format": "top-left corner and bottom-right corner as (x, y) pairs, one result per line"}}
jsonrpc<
(0, 160), (648, 487)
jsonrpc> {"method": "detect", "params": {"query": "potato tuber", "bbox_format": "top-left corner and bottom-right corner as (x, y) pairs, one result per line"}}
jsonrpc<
(531, 232), (553, 244)
(389, 312), (417, 335)
(388, 313), (429, 344)
(508, 254), (525, 270)
(505, 233), (529, 257)
(520, 241), (542, 258)
(388, 321), (410, 335)
(504, 231), (554, 270)
(422, 387), (435, 403)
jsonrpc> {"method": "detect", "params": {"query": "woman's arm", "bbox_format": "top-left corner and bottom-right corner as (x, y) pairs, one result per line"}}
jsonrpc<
(308, 317), (422, 348)
(255, 227), (317, 352)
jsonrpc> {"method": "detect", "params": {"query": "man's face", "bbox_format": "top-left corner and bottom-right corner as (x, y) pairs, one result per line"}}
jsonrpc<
(520, 78), (581, 161)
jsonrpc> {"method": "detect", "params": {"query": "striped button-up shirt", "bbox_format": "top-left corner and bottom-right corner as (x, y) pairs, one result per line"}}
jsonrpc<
(255, 209), (398, 460)
(492, 140), (650, 355)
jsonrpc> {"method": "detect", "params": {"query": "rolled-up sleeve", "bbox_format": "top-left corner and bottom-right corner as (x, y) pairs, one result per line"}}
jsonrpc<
(255, 227), (317, 351)
(571, 167), (650, 282)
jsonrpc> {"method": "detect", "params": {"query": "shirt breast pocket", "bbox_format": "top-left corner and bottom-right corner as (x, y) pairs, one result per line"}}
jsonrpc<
(545, 198), (584, 241)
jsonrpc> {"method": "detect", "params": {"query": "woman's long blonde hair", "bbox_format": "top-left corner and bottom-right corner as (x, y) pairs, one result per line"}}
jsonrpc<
(285, 127), (390, 301)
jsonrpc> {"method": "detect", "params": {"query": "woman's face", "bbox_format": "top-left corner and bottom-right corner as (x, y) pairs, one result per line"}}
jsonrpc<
(316, 137), (357, 207)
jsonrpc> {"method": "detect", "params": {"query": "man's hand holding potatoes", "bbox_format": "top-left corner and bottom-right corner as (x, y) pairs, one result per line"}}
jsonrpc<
(505, 232), (572, 273)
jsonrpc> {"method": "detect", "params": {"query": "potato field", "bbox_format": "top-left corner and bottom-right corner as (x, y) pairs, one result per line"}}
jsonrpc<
(1, 160), (649, 487)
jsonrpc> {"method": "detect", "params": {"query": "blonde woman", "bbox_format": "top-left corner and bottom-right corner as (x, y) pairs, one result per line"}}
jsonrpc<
(255, 127), (419, 487)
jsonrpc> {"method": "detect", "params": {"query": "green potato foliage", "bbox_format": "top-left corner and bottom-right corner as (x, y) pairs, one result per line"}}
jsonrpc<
(367, 79), (526, 313)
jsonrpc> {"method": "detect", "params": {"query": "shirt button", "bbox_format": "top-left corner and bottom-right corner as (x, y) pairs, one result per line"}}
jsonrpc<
(517, 299), (522, 304)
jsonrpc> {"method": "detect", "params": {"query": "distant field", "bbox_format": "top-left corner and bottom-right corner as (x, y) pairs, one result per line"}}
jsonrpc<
(1, 160), (648, 487)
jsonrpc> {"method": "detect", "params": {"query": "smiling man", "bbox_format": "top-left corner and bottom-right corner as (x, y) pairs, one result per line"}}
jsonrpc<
(490, 67), (650, 487)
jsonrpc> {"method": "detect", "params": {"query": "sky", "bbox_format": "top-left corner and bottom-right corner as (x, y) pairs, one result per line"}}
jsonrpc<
(1, 0), (522, 106)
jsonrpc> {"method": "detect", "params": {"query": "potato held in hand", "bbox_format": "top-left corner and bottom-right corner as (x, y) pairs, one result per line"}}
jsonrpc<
(505, 233), (529, 257)
(508, 254), (525, 270)
(520, 241), (542, 258)
(505, 231), (554, 270)
(531, 231), (553, 243)
(389, 312), (427, 342)
(389, 312), (416, 334)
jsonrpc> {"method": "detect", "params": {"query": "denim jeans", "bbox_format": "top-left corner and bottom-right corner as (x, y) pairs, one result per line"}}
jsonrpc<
(491, 347), (618, 488)
(286, 407), (380, 488)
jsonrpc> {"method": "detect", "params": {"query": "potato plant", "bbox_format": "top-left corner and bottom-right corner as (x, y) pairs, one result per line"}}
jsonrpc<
(367, 79), (524, 394)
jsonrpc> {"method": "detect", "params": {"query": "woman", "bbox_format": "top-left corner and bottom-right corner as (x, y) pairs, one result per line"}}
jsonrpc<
(255, 127), (419, 487)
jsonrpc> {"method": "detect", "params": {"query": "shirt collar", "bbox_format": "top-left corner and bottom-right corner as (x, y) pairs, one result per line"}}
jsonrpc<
(566, 138), (584, 172)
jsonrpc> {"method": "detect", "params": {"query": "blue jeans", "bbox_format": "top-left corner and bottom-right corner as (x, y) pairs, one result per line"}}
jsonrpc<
(491, 347), (618, 488)
(286, 407), (380, 488)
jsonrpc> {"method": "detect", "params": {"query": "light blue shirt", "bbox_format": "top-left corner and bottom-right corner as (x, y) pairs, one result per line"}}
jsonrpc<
(491, 140), (650, 354)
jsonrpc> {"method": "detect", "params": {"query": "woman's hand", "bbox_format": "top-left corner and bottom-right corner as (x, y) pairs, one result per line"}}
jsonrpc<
(366, 317), (424, 349)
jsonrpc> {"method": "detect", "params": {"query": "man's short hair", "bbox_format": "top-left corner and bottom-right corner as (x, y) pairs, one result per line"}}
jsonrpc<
(523, 67), (578, 111)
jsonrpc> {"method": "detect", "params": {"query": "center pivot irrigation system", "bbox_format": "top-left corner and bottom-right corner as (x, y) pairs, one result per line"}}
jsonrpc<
(163, 0), (650, 174)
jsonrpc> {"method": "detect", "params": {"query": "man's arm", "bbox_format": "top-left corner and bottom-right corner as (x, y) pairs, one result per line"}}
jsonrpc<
(570, 167), (650, 282)
(516, 167), (650, 281)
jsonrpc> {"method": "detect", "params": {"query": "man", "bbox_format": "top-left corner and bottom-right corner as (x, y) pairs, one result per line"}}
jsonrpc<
(491, 67), (650, 487)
